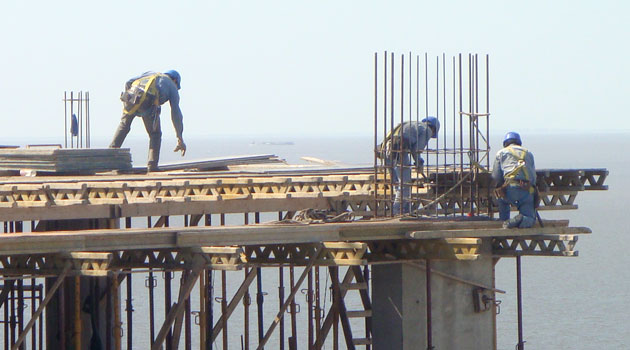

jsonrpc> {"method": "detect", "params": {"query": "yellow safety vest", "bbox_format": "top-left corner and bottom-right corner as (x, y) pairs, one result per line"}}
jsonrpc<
(503, 146), (534, 193)
(123, 73), (165, 115)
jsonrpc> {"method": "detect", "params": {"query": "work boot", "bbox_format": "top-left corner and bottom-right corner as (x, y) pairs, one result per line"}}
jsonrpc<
(147, 162), (159, 173)
(519, 216), (536, 228)
(503, 214), (524, 229)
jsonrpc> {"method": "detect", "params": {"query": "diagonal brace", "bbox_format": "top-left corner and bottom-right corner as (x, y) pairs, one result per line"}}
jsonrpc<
(152, 258), (205, 350)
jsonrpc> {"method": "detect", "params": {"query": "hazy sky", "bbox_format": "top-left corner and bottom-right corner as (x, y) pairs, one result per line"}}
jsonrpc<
(2, 1), (628, 145)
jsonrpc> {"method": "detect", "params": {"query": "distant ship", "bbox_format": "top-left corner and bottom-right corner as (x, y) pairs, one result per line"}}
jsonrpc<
(249, 141), (295, 146)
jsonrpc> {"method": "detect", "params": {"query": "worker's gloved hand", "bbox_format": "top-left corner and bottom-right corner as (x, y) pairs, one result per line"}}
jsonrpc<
(173, 139), (186, 156)
(493, 186), (506, 199)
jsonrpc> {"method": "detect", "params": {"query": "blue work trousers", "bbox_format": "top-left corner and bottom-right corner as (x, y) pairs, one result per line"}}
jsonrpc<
(387, 156), (412, 214)
(499, 186), (536, 228)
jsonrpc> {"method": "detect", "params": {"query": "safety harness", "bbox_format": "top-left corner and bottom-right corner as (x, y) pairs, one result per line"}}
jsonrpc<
(503, 145), (534, 193)
(377, 123), (404, 159)
(121, 73), (165, 115)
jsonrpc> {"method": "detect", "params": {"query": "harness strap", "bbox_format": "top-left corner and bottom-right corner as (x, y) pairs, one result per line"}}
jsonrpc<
(123, 73), (165, 115)
(503, 146), (534, 193)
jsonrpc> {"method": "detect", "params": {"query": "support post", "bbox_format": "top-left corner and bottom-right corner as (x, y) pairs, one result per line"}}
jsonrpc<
(13, 265), (71, 350)
(516, 256), (525, 350)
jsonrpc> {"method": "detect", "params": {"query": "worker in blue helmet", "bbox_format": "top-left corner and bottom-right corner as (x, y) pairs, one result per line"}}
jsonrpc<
(491, 132), (537, 228)
(377, 117), (440, 214)
(109, 70), (186, 172)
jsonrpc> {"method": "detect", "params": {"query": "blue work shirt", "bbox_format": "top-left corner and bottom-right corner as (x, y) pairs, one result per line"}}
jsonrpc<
(398, 121), (433, 165)
(491, 144), (536, 186)
(126, 72), (184, 140)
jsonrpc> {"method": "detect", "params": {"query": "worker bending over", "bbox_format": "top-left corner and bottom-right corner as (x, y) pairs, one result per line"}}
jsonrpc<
(378, 117), (440, 214)
(109, 70), (186, 172)
(491, 132), (536, 228)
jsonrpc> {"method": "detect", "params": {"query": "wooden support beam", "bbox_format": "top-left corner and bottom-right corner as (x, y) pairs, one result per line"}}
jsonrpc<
(12, 264), (71, 350)
(152, 259), (204, 350)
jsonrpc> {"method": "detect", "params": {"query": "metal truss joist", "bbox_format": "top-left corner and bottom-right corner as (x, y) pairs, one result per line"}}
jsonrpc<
(0, 252), (112, 277)
(245, 242), (367, 266)
(368, 238), (480, 262)
(492, 234), (579, 257)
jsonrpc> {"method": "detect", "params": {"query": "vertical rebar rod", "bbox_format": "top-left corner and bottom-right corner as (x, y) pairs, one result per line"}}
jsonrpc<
(426, 259), (433, 350)
(399, 54), (404, 214)
(79, 91), (83, 148)
(475, 54), (480, 215)
(424, 53), (430, 212)
(435, 55), (440, 217)
(70, 91), (74, 149)
(486, 55), (492, 216)
(383, 52), (389, 217)
(469, 54), (475, 214)
(64, 92), (68, 148)
(389, 52), (394, 217)
(415, 55), (420, 212)
(458, 54), (464, 216)
(516, 256), (525, 350)
(452, 56), (456, 216)
(374, 52), (378, 216)
(443, 53), (447, 184)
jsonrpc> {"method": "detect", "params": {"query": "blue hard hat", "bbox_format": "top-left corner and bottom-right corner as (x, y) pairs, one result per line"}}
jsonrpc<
(421, 116), (440, 138)
(503, 131), (522, 147)
(164, 70), (181, 89)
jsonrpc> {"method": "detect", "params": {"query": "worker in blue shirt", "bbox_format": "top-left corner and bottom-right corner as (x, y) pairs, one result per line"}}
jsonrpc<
(109, 70), (186, 172)
(378, 117), (440, 214)
(491, 132), (537, 228)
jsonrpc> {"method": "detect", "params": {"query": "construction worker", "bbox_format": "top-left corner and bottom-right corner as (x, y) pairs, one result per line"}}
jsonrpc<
(491, 132), (536, 228)
(378, 117), (440, 214)
(109, 70), (186, 172)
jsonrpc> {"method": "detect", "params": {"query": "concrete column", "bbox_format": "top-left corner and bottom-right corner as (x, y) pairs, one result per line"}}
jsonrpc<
(372, 239), (496, 350)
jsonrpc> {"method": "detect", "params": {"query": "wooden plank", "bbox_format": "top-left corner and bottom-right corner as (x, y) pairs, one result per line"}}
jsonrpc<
(408, 226), (591, 240)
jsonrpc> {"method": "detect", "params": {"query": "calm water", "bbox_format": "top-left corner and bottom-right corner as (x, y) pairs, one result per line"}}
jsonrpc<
(6, 132), (627, 349)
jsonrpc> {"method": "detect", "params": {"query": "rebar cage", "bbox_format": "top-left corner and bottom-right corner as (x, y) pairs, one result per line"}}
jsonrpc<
(373, 52), (492, 218)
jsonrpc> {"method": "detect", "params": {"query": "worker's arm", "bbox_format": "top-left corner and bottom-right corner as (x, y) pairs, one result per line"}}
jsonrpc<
(168, 91), (186, 156)
(490, 154), (503, 189)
